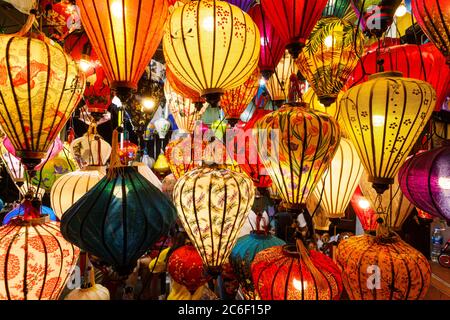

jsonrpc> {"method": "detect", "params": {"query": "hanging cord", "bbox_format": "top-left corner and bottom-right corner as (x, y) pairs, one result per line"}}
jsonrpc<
(107, 129), (123, 180)
(351, 0), (369, 84)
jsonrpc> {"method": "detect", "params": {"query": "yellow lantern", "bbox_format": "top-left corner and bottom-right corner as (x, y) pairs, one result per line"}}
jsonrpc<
(163, 0), (260, 106)
(303, 88), (342, 122)
(296, 17), (364, 106)
(306, 195), (331, 232)
(254, 103), (341, 211)
(0, 35), (84, 171)
(265, 50), (298, 106)
(312, 138), (364, 219)
(340, 72), (436, 194)
(153, 152), (171, 176)
(173, 166), (255, 274)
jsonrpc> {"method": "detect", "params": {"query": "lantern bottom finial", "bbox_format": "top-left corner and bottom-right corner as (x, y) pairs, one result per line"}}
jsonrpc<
(261, 70), (274, 81)
(202, 91), (223, 109)
(286, 42), (304, 59)
(227, 118), (239, 128)
(318, 96), (336, 107)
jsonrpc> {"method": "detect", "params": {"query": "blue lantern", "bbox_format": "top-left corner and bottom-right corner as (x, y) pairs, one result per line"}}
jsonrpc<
(3, 205), (57, 225)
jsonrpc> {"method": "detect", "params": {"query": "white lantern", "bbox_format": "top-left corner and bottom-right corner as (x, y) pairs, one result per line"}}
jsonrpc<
(70, 134), (111, 168)
(132, 162), (162, 191)
(154, 117), (171, 139)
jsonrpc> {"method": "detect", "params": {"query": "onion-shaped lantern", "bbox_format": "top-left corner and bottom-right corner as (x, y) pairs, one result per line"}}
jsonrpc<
(77, 0), (168, 97)
(251, 241), (343, 300)
(0, 217), (80, 300)
(50, 166), (106, 220)
(173, 166), (255, 274)
(248, 4), (286, 80)
(350, 186), (378, 232)
(167, 245), (211, 294)
(223, 0), (254, 12)
(61, 166), (177, 275)
(336, 234), (431, 300)
(230, 232), (285, 300)
(323, 0), (351, 18)
(261, 0), (328, 58)
(412, 0), (450, 64)
(312, 138), (364, 219)
(351, 0), (402, 36)
(163, 0), (260, 106)
(296, 17), (364, 106)
(0, 34), (84, 171)
(398, 146), (450, 221)
(340, 72), (436, 194)
(265, 50), (298, 106)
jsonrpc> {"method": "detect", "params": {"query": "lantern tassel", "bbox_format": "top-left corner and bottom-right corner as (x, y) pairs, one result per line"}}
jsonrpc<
(107, 129), (123, 179)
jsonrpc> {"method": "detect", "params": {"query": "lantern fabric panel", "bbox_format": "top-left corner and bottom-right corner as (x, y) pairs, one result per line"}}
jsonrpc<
(265, 50), (298, 103)
(302, 88), (342, 122)
(166, 67), (204, 103)
(163, 0), (260, 96)
(70, 134), (112, 167)
(350, 186), (378, 232)
(0, 220), (80, 300)
(0, 35), (84, 163)
(322, 0), (351, 18)
(77, 0), (169, 89)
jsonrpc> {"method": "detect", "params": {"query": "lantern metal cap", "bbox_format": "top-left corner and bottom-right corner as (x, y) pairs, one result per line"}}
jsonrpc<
(11, 215), (50, 226)
(369, 71), (404, 80)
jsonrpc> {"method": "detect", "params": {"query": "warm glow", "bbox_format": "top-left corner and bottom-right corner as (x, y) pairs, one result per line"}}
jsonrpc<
(395, 4), (407, 17)
(293, 278), (308, 291)
(259, 78), (266, 86)
(202, 16), (215, 32)
(372, 115), (385, 127)
(110, 1), (124, 19)
(358, 198), (370, 210)
(324, 35), (334, 48)
(438, 177), (450, 190)
(142, 98), (156, 113)
(79, 59), (92, 73)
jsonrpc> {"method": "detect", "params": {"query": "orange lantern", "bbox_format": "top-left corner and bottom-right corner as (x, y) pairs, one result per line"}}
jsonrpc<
(166, 67), (205, 105)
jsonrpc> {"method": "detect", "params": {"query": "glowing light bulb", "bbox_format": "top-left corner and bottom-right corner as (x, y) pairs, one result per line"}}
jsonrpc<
(259, 78), (266, 86)
(372, 115), (385, 127)
(110, 1), (123, 19)
(293, 278), (308, 291)
(261, 37), (266, 46)
(358, 199), (370, 210)
(142, 98), (156, 113)
(202, 16), (215, 32)
(395, 4), (407, 17)
(79, 59), (92, 73)
(324, 35), (334, 48)
(438, 177), (450, 190)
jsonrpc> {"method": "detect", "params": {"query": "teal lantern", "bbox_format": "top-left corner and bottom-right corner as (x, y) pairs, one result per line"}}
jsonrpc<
(230, 232), (285, 300)
(322, 0), (351, 18)
(61, 166), (177, 275)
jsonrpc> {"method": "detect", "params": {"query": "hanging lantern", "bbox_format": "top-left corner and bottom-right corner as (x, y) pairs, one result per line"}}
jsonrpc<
(117, 140), (139, 164)
(248, 4), (286, 80)
(340, 72), (436, 194)
(173, 166), (255, 274)
(350, 186), (378, 232)
(132, 162), (163, 190)
(417, 209), (434, 221)
(77, 0), (168, 97)
(261, 0), (328, 58)
(307, 196), (332, 232)
(50, 166), (106, 220)
(296, 17), (364, 106)
(412, 0), (450, 64)
(167, 245), (211, 294)
(166, 67), (205, 104)
(302, 88), (342, 121)
(398, 146), (450, 221)
(162, 173), (177, 198)
(351, 0), (403, 36)
(3, 205), (57, 225)
(336, 234), (431, 300)
(154, 117), (171, 139)
(163, 0), (260, 106)
(141, 153), (155, 169)
(153, 152), (171, 177)
(265, 51), (298, 106)
(312, 138), (364, 219)
(230, 232), (285, 300)
(44, 0), (82, 39)
(220, 68), (260, 126)
(165, 81), (207, 134)
(323, 0), (351, 18)
(69, 131), (112, 168)
(360, 171), (414, 230)
(0, 217), (80, 300)
(251, 241), (343, 300)
(0, 34), (85, 171)
(223, 0), (254, 12)
(254, 103), (341, 211)
(61, 166), (177, 275)
(348, 43), (450, 112)
(0, 138), (26, 185)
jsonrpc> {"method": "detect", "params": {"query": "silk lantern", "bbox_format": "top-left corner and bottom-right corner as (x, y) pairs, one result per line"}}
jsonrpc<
(340, 72), (436, 194)
(132, 162), (163, 190)
(0, 217), (80, 300)
(3, 205), (57, 225)
(336, 234), (431, 300)
(261, 0), (328, 58)
(350, 186), (378, 232)
(313, 138), (364, 219)
(166, 67), (205, 104)
(297, 17), (364, 106)
(163, 0), (260, 106)
(76, 0), (169, 97)
(173, 166), (255, 274)
(323, 0), (351, 18)
(69, 131), (112, 168)
(0, 138), (25, 186)
(247, 4), (286, 80)
(351, 0), (402, 36)
(251, 241), (343, 300)
(61, 166), (177, 275)
(412, 0), (450, 64)
(0, 34), (84, 171)
(302, 88), (341, 121)
(307, 196), (332, 232)
(398, 146), (450, 221)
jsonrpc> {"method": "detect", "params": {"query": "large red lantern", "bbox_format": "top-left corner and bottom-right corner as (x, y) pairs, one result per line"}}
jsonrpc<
(348, 43), (450, 111)
(261, 0), (328, 58)
(248, 4), (286, 79)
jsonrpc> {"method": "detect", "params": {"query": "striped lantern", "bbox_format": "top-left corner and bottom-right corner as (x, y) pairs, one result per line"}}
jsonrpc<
(265, 50), (298, 105)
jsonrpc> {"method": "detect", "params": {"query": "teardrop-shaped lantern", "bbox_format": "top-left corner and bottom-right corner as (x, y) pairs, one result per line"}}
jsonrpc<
(265, 50), (298, 106)
(77, 0), (169, 95)
(351, 0), (402, 36)
(296, 17), (364, 106)
(0, 217), (79, 300)
(173, 166), (255, 274)
(261, 0), (328, 58)
(350, 186), (378, 232)
(412, 0), (450, 64)
(163, 0), (260, 106)
(61, 166), (177, 275)
(398, 146), (450, 221)
(313, 138), (364, 219)
(0, 34), (85, 171)
(340, 72), (436, 194)
(248, 4), (286, 79)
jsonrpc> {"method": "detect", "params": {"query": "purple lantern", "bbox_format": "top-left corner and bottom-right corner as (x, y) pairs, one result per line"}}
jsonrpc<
(224, 0), (255, 12)
(398, 146), (450, 222)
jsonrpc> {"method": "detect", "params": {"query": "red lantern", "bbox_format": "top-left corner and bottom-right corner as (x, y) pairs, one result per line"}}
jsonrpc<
(248, 4), (286, 79)
(117, 141), (139, 164)
(348, 43), (450, 111)
(168, 245), (210, 294)
(43, 0), (82, 40)
(350, 186), (378, 232)
(261, 0), (328, 58)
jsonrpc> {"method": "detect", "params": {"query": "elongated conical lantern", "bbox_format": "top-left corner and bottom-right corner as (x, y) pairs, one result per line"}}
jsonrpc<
(313, 138), (364, 219)
(163, 0), (260, 106)
(0, 34), (85, 171)
(265, 50), (298, 105)
(173, 166), (255, 274)
(340, 72), (436, 194)
(76, 0), (169, 92)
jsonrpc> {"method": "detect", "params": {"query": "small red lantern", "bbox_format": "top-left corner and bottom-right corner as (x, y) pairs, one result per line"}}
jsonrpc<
(117, 141), (139, 164)
(350, 186), (378, 232)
